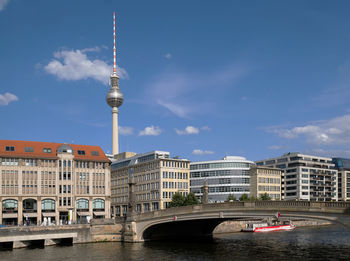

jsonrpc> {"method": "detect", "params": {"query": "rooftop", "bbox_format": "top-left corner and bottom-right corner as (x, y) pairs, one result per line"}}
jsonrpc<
(0, 140), (109, 162)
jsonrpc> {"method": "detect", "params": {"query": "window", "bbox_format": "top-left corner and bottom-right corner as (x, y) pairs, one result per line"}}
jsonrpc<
(76, 198), (89, 210)
(42, 199), (55, 211)
(5, 146), (15, 152)
(2, 199), (18, 210)
(93, 198), (105, 210)
(91, 151), (99, 156)
(43, 148), (52, 153)
(24, 147), (34, 152)
(78, 150), (86, 155)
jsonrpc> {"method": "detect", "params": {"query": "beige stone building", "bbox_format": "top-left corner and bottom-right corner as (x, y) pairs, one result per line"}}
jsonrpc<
(111, 151), (190, 216)
(0, 140), (111, 226)
(249, 166), (282, 200)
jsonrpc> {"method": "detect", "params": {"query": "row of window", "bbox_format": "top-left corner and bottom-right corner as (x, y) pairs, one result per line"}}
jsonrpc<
(136, 182), (160, 192)
(190, 162), (251, 170)
(191, 170), (250, 178)
(162, 171), (188, 179)
(162, 161), (189, 169)
(135, 172), (160, 183)
(162, 191), (188, 199)
(1, 158), (19, 166)
(258, 177), (281, 184)
(4, 145), (100, 157)
(258, 185), (281, 192)
(136, 192), (160, 201)
(1, 158), (106, 169)
(162, 181), (188, 189)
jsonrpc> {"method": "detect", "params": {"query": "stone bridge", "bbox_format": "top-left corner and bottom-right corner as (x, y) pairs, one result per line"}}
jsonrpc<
(122, 201), (350, 242)
(0, 221), (122, 249)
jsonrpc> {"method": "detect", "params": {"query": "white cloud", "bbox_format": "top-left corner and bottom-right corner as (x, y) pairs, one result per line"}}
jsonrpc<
(175, 126), (200, 135)
(268, 145), (284, 150)
(192, 149), (214, 155)
(119, 126), (134, 136)
(138, 125), (162, 136)
(146, 64), (250, 118)
(305, 148), (350, 158)
(164, 53), (172, 59)
(201, 126), (211, 131)
(0, 92), (18, 106)
(269, 114), (350, 145)
(0, 0), (9, 11)
(157, 100), (190, 118)
(44, 48), (128, 84)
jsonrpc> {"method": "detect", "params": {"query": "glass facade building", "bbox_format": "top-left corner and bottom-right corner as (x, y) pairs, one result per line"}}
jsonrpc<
(332, 158), (350, 201)
(190, 156), (254, 202)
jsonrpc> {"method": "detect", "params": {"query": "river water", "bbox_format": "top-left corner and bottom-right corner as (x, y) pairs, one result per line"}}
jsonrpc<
(1, 225), (350, 260)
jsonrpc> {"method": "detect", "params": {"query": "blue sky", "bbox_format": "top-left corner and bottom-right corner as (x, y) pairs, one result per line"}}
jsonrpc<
(1, 0), (350, 161)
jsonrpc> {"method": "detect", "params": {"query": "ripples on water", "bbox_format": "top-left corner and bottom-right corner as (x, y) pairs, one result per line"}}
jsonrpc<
(1, 225), (350, 261)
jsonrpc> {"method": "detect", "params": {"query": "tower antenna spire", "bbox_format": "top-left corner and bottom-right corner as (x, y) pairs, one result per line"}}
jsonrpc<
(113, 12), (117, 75)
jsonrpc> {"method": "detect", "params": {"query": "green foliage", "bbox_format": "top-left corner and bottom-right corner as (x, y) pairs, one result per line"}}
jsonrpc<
(184, 192), (199, 206)
(239, 193), (250, 201)
(169, 192), (199, 208)
(260, 193), (271, 201)
(227, 194), (236, 201)
(169, 192), (185, 208)
(239, 193), (258, 201)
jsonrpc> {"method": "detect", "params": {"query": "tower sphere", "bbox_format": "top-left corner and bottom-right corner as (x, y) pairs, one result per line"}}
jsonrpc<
(106, 86), (124, 108)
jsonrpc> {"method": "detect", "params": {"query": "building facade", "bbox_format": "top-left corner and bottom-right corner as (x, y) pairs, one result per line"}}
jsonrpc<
(256, 153), (337, 201)
(332, 158), (350, 201)
(249, 166), (282, 200)
(0, 140), (111, 226)
(110, 151), (190, 216)
(190, 156), (254, 202)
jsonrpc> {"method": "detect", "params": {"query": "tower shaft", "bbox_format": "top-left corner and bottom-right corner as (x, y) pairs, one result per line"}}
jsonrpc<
(112, 107), (119, 155)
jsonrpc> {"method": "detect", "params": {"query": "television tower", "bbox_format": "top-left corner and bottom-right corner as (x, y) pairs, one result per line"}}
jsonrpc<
(106, 12), (124, 156)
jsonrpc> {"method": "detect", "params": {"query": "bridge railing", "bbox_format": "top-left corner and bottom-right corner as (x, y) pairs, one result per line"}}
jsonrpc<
(133, 200), (350, 221)
(254, 201), (310, 208)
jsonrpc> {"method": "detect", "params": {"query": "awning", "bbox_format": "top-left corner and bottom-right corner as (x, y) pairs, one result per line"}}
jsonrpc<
(93, 211), (105, 216)
(23, 212), (38, 218)
(77, 211), (90, 216)
(2, 213), (18, 218)
(42, 212), (56, 217)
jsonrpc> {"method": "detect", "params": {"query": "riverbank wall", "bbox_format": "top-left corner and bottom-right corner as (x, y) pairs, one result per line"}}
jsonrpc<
(0, 220), (123, 249)
(213, 218), (332, 234)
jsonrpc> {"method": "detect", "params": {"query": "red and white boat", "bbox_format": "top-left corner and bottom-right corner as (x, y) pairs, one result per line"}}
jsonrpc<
(241, 213), (296, 232)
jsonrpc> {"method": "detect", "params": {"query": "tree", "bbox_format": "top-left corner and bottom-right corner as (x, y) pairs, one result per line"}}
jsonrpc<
(239, 193), (250, 201)
(227, 194), (236, 202)
(169, 192), (185, 208)
(184, 192), (199, 206)
(260, 193), (271, 201)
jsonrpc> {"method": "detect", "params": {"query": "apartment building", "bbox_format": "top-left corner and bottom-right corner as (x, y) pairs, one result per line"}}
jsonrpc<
(256, 152), (337, 201)
(110, 151), (190, 216)
(0, 140), (111, 225)
(249, 166), (282, 200)
(332, 158), (350, 201)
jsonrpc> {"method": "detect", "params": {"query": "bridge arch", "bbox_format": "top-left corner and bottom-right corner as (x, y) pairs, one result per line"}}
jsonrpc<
(141, 218), (229, 241)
